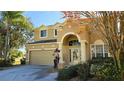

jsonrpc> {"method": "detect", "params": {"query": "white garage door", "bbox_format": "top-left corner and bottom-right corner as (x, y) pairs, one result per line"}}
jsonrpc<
(30, 50), (54, 65)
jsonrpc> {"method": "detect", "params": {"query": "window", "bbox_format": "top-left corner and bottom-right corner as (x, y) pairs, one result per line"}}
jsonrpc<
(91, 44), (109, 58)
(91, 45), (95, 58)
(96, 45), (103, 58)
(40, 30), (47, 37)
(69, 40), (80, 46)
(104, 45), (109, 57)
(54, 29), (58, 37)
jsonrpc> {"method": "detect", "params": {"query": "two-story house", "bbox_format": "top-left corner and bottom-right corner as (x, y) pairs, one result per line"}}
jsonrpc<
(26, 18), (110, 68)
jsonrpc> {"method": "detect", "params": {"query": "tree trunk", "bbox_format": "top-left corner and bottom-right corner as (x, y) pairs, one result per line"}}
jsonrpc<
(113, 49), (124, 80)
(4, 27), (10, 63)
(120, 50), (124, 80)
(115, 50), (121, 70)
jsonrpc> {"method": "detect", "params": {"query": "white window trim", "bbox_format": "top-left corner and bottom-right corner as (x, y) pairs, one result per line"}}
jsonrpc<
(54, 29), (58, 37)
(90, 44), (110, 59)
(40, 30), (48, 38)
(103, 44), (105, 57)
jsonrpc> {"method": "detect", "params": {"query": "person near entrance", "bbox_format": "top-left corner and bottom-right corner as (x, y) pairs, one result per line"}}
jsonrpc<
(53, 48), (60, 69)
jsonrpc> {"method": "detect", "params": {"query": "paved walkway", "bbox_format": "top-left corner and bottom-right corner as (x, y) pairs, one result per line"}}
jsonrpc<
(0, 65), (58, 81)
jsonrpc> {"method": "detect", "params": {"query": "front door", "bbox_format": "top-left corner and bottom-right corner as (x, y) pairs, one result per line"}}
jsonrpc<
(69, 48), (80, 64)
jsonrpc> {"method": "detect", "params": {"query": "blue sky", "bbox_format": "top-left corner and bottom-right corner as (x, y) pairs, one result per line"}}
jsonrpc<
(23, 11), (64, 28)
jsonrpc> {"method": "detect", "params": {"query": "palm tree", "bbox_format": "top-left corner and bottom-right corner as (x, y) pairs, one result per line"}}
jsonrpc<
(0, 11), (33, 63)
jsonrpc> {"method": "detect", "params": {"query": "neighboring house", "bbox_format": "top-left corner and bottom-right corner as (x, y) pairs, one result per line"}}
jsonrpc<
(26, 18), (110, 67)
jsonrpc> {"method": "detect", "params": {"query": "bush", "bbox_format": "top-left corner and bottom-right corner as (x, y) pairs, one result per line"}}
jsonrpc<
(77, 63), (90, 80)
(90, 60), (121, 81)
(21, 58), (26, 65)
(0, 60), (13, 67)
(57, 63), (90, 81)
(57, 64), (79, 80)
(89, 57), (113, 64)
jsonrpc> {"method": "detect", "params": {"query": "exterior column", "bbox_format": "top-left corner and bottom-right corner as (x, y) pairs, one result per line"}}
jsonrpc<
(58, 42), (64, 69)
(80, 40), (86, 63)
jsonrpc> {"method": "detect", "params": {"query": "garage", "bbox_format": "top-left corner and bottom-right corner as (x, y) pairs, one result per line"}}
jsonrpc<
(29, 50), (54, 65)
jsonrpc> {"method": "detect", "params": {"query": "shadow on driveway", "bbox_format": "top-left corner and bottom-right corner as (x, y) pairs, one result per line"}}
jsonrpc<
(0, 65), (58, 81)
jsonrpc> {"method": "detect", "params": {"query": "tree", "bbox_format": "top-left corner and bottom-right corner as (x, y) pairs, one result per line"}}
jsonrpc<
(0, 11), (33, 62)
(62, 11), (124, 78)
(10, 49), (23, 59)
(0, 33), (4, 58)
(0, 22), (6, 58)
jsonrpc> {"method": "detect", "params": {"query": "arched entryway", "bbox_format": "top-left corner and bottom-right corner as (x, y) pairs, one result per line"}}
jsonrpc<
(62, 34), (81, 65)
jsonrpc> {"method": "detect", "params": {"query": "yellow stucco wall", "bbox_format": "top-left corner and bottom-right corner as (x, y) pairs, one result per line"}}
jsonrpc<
(33, 19), (102, 44)
(26, 18), (105, 65)
(34, 23), (61, 41)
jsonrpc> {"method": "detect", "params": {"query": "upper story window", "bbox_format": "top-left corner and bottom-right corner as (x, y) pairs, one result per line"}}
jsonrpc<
(54, 29), (58, 37)
(40, 30), (47, 38)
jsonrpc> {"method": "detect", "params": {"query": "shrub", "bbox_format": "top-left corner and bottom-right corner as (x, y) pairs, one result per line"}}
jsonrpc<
(21, 58), (26, 65)
(0, 60), (13, 67)
(90, 60), (121, 81)
(57, 63), (90, 81)
(89, 57), (113, 64)
(57, 64), (79, 80)
(77, 63), (90, 80)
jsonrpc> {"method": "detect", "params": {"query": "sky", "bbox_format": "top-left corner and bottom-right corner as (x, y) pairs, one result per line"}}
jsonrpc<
(23, 11), (64, 28)
(19, 11), (64, 52)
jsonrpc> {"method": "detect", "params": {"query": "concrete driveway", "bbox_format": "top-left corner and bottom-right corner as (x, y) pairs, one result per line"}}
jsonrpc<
(0, 65), (58, 81)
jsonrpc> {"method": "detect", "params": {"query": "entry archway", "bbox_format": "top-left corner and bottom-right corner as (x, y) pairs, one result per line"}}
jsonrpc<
(61, 33), (81, 65)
